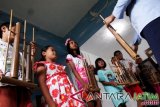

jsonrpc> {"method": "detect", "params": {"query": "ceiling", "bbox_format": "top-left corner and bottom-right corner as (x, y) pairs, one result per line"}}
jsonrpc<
(0, 0), (98, 37)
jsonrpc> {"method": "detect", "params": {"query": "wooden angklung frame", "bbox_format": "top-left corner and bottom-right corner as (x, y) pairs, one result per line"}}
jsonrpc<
(0, 10), (37, 89)
(111, 57), (139, 86)
(81, 53), (100, 92)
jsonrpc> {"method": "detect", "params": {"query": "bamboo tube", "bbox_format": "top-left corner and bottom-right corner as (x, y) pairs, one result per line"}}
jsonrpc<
(87, 54), (91, 65)
(26, 44), (32, 82)
(32, 27), (35, 42)
(22, 20), (26, 81)
(81, 54), (100, 92)
(4, 9), (13, 74)
(114, 60), (128, 84)
(10, 22), (21, 78)
(109, 62), (123, 83)
(87, 54), (100, 91)
(114, 61), (123, 75)
(31, 27), (35, 82)
(83, 58), (92, 87)
(9, 10), (13, 30)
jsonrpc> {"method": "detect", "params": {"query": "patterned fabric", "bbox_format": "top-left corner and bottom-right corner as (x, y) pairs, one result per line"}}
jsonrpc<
(34, 61), (84, 107)
(98, 69), (128, 107)
(0, 39), (13, 76)
(66, 54), (89, 90)
(0, 39), (22, 86)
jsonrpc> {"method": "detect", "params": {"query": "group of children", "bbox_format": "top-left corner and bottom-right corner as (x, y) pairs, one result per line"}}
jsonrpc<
(0, 22), (148, 107)
(33, 38), (145, 107)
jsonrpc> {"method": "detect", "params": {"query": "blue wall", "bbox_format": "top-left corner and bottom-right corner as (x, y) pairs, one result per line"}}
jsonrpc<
(65, 0), (117, 46)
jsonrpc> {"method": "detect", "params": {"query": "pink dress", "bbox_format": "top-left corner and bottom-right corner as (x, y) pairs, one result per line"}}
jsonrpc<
(66, 54), (89, 90)
(34, 61), (84, 107)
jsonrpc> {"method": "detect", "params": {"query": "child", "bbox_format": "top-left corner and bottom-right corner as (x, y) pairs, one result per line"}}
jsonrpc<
(0, 22), (33, 107)
(113, 50), (144, 95)
(95, 58), (128, 107)
(65, 38), (102, 107)
(114, 50), (144, 107)
(33, 45), (84, 107)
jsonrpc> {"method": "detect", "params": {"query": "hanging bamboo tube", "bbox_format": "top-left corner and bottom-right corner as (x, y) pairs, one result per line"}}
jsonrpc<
(114, 57), (123, 75)
(32, 27), (35, 42)
(109, 63), (120, 83)
(114, 57), (128, 83)
(22, 20), (26, 81)
(26, 44), (32, 82)
(10, 22), (20, 78)
(24, 22), (31, 82)
(87, 54), (100, 91)
(81, 53), (100, 92)
(26, 27), (35, 82)
(4, 9), (13, 74)
(31, 27), (35, 82)
(112, 57), (129, 85)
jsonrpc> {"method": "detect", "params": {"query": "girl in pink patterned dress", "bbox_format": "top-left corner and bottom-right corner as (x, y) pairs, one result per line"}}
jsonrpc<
(65, 39), (102, 107)
(34, 45), (84, 107)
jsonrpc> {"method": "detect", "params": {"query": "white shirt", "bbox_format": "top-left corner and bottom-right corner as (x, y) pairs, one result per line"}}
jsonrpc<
(112, 0), (160, 34)
(0, 39), (22, 86)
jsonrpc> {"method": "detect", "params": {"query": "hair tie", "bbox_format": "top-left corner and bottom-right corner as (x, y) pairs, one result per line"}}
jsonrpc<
(65, 38), (71, 46)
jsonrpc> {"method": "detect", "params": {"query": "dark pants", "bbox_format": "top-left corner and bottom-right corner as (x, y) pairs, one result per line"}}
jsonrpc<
(141, 17), (160, 65)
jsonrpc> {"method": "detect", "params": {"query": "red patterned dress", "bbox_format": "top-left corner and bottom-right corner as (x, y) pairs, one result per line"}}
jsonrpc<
(34, 61), (84, 107)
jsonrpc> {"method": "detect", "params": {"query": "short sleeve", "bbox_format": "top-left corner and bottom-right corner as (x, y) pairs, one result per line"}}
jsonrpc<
(112, 0), (131, 19)
(66, 54), (73, 62)
(97, 70), (106, 82)
(33, 61), (46, 72)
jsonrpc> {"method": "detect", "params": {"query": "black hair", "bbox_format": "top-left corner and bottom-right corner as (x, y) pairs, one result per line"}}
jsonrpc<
(114, 50), (121, 56)
(95, 58), (107, 74)
(0, 22), (16, 38)
(39, 45), (53, 61)
(111, 57), (114, 62)
(66, 40), (80, 57)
